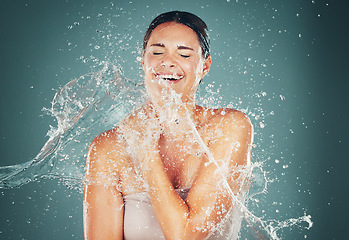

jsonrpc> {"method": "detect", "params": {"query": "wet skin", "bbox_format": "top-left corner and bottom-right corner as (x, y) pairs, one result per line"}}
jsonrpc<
(83, 22), (253, 240)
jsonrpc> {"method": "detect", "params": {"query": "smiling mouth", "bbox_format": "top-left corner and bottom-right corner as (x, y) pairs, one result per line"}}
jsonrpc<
(156, 73), (184, 81)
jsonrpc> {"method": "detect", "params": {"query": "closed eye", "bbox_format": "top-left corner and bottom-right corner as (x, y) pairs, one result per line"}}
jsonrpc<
(153, 52), (163, 55)
(180, 54), (190, 58)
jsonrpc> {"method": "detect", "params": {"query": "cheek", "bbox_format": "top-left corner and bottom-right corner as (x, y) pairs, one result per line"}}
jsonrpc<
(187, 62), (202, 76)
(145, 53), (159, 65)
(181, 61), (195, 74)
(143, 58), (154, 75)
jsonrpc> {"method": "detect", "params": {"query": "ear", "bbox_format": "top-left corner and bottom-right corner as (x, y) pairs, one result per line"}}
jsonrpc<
(202, 55), (212, 78)
(142, 50), (145, 71)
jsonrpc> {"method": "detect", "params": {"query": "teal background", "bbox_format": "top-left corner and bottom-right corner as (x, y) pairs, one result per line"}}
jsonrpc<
(0, 0), (348, 239)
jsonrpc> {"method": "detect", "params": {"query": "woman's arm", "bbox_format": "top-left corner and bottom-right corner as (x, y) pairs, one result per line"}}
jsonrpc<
(83, 185), (124, 239)
(141, 110), (253, 240)
(83, 129), (126, 240)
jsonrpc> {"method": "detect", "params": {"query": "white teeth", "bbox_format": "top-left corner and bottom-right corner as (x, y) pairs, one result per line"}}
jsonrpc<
(157, 74), (183, 80)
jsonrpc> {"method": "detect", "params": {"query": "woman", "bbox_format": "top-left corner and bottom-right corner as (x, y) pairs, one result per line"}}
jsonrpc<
(83, 11), (253, 240)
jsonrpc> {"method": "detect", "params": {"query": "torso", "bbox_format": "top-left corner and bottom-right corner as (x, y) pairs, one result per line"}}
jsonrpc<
(118, 105), (229, 197)
(84, 103), (250, 240)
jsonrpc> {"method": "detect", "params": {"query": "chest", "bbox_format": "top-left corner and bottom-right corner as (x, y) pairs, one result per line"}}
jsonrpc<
(121, 128), (211, 194)
(157, 128), (211, 189)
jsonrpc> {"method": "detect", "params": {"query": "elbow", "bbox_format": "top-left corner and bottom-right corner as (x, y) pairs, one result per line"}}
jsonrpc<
(162, 216), (212, 240)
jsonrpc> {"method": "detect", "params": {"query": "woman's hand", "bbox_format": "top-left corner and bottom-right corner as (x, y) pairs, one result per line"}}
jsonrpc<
(132, 103), (162, 169)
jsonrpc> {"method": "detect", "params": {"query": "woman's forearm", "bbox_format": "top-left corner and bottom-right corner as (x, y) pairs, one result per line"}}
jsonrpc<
(141, 150), (206, 240)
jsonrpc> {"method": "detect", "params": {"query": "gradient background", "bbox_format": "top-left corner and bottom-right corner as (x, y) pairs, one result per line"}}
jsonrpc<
(0, 0), (348, 239)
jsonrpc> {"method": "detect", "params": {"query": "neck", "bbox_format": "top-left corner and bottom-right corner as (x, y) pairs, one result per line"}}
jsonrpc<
(154, 96), (196, 119)
(149, 96), (200, 138)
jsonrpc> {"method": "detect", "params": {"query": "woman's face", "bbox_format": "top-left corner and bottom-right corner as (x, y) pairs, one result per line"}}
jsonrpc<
(142, 22), (211, 103)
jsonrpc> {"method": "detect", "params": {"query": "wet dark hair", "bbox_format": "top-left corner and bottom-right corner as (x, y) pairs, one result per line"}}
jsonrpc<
(143, 11), (210, 59)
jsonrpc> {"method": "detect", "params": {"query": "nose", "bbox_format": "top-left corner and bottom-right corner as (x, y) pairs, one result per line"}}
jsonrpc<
(160, 54), (176, 68)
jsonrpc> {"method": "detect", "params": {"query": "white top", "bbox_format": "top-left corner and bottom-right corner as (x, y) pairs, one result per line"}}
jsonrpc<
(123, 188), (243, 240)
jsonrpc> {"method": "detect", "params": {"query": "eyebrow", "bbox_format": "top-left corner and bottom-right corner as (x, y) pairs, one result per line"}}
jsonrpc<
(177, 46), (194, 51)
(150, 43), (165, 47)
(150, 43), (194, 51)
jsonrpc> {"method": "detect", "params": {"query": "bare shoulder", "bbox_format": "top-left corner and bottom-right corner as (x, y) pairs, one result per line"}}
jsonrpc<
(90, 127), (124, 154)
(203, 108), (253, 166)
(118, 106), (147, 132)
(189, 108), (253, 196)
(207, 108), (253, 134)
(91, 106), (145, 149)
(90, 105), (149, 160)
(87, 126), (128, 178)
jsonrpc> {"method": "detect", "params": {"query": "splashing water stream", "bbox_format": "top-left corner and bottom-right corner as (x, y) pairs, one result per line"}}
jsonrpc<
(0, 63), (311, 239)
(0, 64), (145, 189)
(0, 1), (320, 237)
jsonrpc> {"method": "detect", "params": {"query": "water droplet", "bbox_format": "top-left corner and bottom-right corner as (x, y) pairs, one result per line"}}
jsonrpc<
(259, 122), (265, 128)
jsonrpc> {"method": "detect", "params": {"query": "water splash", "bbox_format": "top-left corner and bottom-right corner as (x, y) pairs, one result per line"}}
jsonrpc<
(0, 64), (145, 190)
(0, 63), (311, 239)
